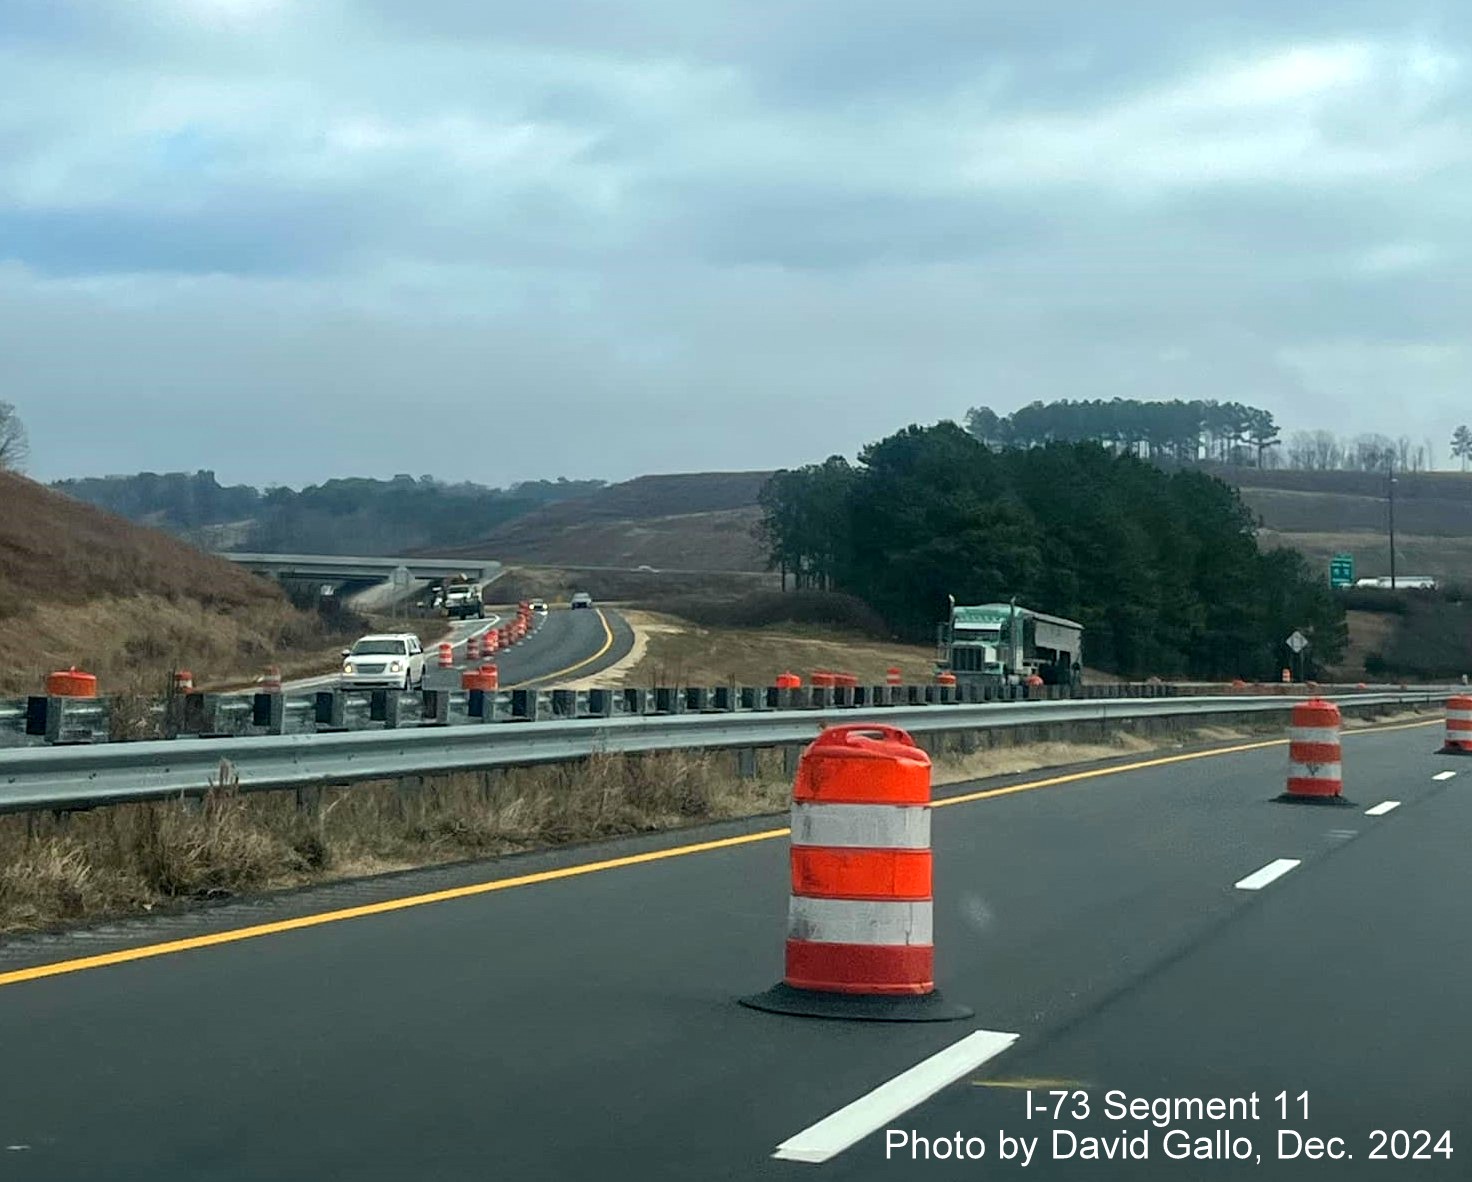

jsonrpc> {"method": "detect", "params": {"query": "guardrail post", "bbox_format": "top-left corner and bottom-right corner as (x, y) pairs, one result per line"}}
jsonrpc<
(468, 688), (499, 723)
(687, 687), (712, 712)
(180, 691), (223, 735)
(314, 690), (347, 731)
(653, 687), (680, 714)
(740, 686), (762, 711)
(382, 692), (404, 730)
(512, 689), (540, 722)
(712, 686), (734, 712)
(587, 688), (614, 717)
(252, 692), (288, 734)
(851, 685), (867, 707)
(551, 689), (577, 717)
(421, 689), (451, 726)
(782, 745), (802, 778)
(736, 748), (758, 779)
(28, 697), (94, 745)
(620, 688), (647, 715)
(809, 686), (832, 710)
(832, 685), (853, 708)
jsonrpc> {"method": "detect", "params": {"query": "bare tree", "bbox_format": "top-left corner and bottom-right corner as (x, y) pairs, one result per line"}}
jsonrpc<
(0, 401), (28, 471)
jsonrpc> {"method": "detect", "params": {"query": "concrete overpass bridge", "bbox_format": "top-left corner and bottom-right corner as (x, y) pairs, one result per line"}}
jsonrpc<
(219, 553), (501, 583)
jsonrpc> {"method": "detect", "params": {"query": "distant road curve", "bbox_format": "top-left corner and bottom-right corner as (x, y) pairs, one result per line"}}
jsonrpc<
(286, 607), (633, 694)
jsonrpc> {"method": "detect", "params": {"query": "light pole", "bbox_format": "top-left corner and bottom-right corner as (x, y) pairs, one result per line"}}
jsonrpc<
(1008, 595), (1018, 681)
(1387, 452), (1397, 590)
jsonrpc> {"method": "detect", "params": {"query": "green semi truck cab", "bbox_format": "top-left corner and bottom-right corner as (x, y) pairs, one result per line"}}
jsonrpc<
(937, 601), (1084, 687)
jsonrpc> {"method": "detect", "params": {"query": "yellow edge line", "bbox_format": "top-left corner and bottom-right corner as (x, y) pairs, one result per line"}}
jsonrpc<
(0, 829), (785, 988)
(0, 712), (1439, 989)
(500, 608), (615, 691)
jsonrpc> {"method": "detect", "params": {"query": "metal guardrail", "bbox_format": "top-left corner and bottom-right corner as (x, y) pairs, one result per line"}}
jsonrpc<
(0, 679), (1432, 750)
(0, 689), (1444, 815)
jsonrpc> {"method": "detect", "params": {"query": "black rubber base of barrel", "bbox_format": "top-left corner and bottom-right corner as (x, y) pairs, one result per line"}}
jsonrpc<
(1437, 745), (1472, 756)
(738, 983), (974, 1022)
(1273, 793), (1356, 807)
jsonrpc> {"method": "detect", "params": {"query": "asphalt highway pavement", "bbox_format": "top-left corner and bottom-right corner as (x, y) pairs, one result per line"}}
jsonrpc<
(0, 716), (1465, 1180)
(288, 606), (632, 693)
(485, 605), (634, 689)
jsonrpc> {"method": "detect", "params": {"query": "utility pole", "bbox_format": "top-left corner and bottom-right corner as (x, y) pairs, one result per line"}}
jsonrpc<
(1387, 451), (1397, 589)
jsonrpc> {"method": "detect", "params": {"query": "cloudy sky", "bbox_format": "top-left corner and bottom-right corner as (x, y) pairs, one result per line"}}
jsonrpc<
(3, 0), (1469, 486)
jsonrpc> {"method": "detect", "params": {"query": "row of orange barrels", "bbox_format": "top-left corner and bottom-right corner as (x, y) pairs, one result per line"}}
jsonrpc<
(775, 669), (1046, 689)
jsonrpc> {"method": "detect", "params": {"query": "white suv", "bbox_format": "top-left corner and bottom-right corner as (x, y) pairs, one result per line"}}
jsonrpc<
(340, 633), (426, 691)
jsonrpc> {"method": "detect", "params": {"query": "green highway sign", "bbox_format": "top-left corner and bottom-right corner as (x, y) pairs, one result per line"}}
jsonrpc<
(1329, 553), (1354, 588)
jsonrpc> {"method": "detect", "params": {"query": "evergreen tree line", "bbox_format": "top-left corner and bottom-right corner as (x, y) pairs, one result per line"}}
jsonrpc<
(964, 399), (1282, 465)
(759, 424), (1346, 680)
(963, 398), (1461, 473)
(52, 471), (606, 554)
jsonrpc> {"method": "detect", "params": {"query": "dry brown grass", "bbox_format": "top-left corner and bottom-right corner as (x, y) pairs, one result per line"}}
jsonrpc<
(601, 611), (938, 687)
(0, 594), (372, 695)
(0, 751), (793, 935)
(0, 471), (277, 614)
(1257, 529), (1472, 585)
(0, 472), (383, 695)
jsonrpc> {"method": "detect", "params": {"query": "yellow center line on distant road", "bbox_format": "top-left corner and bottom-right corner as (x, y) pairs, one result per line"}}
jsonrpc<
(0, 713), (1440, 989)
(499, 608), (615, 691)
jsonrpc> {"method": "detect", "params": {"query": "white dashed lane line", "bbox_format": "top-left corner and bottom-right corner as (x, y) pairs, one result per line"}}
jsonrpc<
(1432, 771), (1458, 781)
(1234, 859), (1301, 891)
(772, 1029), (1019, 1164)
(1364, 801), (1401, 816)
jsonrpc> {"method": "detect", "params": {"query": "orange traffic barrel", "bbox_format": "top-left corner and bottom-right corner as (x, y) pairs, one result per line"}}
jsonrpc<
(46, 667), (97, 697)
(484, 630), (499, 654)
(1277, 699), (1350, 806)
(173, 670), (194, 694)
(461, 666), (499, 692)
(811, 672), (836, 689)
(934, 671), (957, 687)
(467, 633), (482, 662)
(437, 642), (454, 669)
(740, 724), (972, 1021)
(259, 665), (283, 694)
(1440, 695), (1472, 755)
(775, 672), (802, 689)
(1281, 667), (1292, 683)
(886, 667), (902, 687)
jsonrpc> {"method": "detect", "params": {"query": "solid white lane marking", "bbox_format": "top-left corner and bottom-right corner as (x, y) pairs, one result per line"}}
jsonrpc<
(1365, 801), (1401, 816)
(1234, 859), (1301, 891)
(772, 1029), (1018, 1164)
(1433, 771), (1457, 781)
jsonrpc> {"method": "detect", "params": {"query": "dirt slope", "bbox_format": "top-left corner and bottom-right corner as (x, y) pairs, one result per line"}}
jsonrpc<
(0, 473), (359, 696)
(435, 471), (772, 571)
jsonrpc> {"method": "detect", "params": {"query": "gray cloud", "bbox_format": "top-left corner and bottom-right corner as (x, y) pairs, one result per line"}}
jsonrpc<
(3, 0), (1471, 486)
